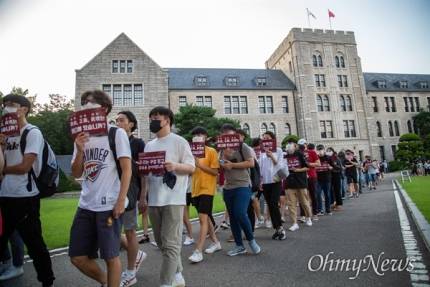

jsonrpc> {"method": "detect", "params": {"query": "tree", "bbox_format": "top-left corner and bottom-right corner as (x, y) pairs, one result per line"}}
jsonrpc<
(395, 133), (424, 166)
(281, 134), (299, 149)
(413, 111), (430, 137)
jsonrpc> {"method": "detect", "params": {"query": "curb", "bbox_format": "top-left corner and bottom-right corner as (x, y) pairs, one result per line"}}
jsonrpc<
(394, 179), (430, 253)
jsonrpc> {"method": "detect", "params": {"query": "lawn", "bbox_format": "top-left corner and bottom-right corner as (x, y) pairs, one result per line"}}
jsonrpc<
(400, 176), (430, 223)
(40, 192), (226, 250)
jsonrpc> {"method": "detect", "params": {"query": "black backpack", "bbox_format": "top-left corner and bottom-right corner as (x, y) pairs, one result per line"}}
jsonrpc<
(108, 127), (141, 211)
(239, 145), (261, 193)
(20, 127), (59, 198)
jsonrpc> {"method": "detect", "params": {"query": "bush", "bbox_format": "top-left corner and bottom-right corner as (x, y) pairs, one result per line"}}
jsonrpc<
(399, 133), (421, 142)
(58, 169), (81, 193)
(388, 160), (407, 172)
(281, 134), (300, 149)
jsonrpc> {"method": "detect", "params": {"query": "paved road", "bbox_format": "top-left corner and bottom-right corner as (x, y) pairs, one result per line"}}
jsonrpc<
(4, 174), (430, 287)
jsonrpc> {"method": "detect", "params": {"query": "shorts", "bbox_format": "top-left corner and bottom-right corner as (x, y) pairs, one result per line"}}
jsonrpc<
(123, 207), (138, 231)
(369, 174), (377, 183)
(192, 195), (214, 215)
(69, 208), (123, 260)
(186, 193), (192, 206)
(347, 174), (358, 184)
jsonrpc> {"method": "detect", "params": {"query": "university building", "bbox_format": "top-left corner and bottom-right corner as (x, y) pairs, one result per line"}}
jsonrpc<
(75, 28), (430, 161)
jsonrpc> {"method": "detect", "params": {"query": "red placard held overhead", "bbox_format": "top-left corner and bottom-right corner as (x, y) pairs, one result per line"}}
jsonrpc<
(191, 142), (206, 158)
(216, 134), (242, 150)
(138, 151), (166, 176)
(0, 113), (20, 137)
(69, 108), (108, 139)
(260, 139), (277, 152)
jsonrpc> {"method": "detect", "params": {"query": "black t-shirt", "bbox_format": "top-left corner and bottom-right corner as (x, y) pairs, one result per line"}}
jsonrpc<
(285, 151), (308, 189)
(129, 136), (145, 189)
(316, 155), (333, 182)
(344, 158), (358, 177)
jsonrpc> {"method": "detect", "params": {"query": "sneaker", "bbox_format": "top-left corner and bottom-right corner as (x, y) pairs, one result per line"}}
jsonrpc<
(205, 241), (222, 254)
(248, 239), (261, 254)
(278, 228), (287, 240)
(183, 236), (195, 246)
(326, 212), (333, 216)
(312, 215), (319, 221)
(188, 250), (203, 263)
(220, 221), (230, 230)
(120, 271), (137, 287)
(214, 224), (221, 233)
(298, 216), (306, 223)
(150, 241), (158, 247)
(272, 230), (280, 240)
(255, 219), (264, 229)
(227, 245), (247, 256)
(134, 250), (147, 272)
(281, 217), (286, 223)
(0, 265), (24, 281)
(305, 218), (313, 226)
(265, 220), (272, 229)
(172, 272), (186, 287)
(138, 234), (150, 244)
(0, 261), (11, 275)
(289, 223), (299, 232)
(317, 212), (324, 216)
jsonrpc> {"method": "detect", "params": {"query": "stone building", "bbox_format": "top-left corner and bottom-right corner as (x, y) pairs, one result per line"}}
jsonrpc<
(75, 28), (430, 161)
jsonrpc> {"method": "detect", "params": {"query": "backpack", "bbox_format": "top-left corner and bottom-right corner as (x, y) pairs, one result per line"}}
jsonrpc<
(239, 145), (261, 193)
(108, 127), (140, 211)
(20, 127), (59, 198)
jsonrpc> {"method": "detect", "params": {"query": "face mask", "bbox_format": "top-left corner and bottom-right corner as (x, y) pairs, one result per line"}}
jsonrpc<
(286, 144), (295, 154)
(3, 106), (18, 115)
(192, 136), (204, 143)
(81, 102), (101, 110)
(150, 120), (162, 133)
(326, 151), (333, 157)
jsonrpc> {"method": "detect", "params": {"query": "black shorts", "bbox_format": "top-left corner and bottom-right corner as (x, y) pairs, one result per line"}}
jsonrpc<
(347, 174), (358, 184)
(69, 208), (122, 260)
(192, 195), (214, 215)
(186, 193), (192, 206)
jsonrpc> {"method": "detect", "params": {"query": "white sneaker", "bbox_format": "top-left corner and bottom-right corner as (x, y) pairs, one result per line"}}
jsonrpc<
(183, 236), (195, 246)
(135, 250), (147, 272)
(205, 241), (222, 254)
(0, 265), (24, 281)
(305, 218), (313, 226)
(120, 270), (137, 287)
(172, 272), (186, 287)
(289, 223), (299, 232)
(188, 250), (203, 263)
(298, 216), (306, 223)
(265, 220), (272, 229)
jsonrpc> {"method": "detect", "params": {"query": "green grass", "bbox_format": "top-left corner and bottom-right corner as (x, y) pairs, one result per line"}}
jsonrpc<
(40, 193), (226, 250)
(401, 176), (430, 223)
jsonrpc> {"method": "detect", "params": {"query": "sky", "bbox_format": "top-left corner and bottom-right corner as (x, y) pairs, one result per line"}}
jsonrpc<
(0, 0), (429, 103)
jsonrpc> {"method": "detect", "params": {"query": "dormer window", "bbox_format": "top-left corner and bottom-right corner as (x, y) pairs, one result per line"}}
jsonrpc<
(255, 77), (267, 87)
(194, 76), (208, 87)
(400, 81), (408, 89)
(377, 80), (387, 89)
(225, 76), (239, 87)
(419, 81), (428, 89)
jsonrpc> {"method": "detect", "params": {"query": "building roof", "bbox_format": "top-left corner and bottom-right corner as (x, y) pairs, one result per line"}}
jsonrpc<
(364, 72), (430, 92)
(167, 68), (296, 90)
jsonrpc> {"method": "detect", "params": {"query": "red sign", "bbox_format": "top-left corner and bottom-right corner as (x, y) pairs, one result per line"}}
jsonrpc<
(138, 151), (166, 175)
(260, 139), (277, 152)
(0, 113), (20, 137)
(216, 134), (242, 150)
(191, 142), (206, 158)
(69, 108), (108, 139)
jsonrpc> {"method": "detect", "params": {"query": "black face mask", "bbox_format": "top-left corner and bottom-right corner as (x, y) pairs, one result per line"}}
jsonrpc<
(163, 170), (177, 189)
(150, 120), (162, 133)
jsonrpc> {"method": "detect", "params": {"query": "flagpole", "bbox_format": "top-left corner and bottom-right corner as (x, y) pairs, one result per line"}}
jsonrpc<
(329, 16), (332, 29)
(306, 8), (310, 28)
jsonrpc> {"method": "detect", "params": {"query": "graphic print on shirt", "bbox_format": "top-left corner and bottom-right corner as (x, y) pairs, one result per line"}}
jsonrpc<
(6, 140), (19, 151)
(316, 159), (331, 172)
(83, 148), (110, 182)
(287, 156), (301, 170)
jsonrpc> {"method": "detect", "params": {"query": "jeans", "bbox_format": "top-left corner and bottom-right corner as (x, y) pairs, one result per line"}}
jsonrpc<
(1, 231), (24, 267)
(223, 187), (254, 246)
(317, 180), (332, 213)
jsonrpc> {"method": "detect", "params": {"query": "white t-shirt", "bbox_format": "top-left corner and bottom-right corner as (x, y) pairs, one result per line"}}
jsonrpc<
(145, 133), (195, 207)
(72, 126), (131, 212)
(1, 124), (44, 198)
(258, 147), (285, 184)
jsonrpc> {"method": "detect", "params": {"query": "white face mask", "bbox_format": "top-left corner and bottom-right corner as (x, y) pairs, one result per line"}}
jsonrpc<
(3, 106), (18, 115)
(326, 151), (333, 157)
(192, 136), (205, 143)
(286, 144), (295, 154)
(81, 102), (102, 110)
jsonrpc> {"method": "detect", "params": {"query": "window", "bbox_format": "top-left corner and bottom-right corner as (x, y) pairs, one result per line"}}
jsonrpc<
(113, 84), (122, 106)
(340, 56), (345, 68)
(377, 80), (387, 89)
(388, 121), (394, 137)
(407, 120), (413, 133)
(119, 60), (126, 73)
(240, 96), (248, 114)
(391, 145), (397, 158)
(410, 97), (415, 112)
(194, 76), (208, 87)
(179, 96), (187, 107)
(315, 74), (326, 87)
(256, 77), (267, 87)
(376, 121), (383, 137)
(285, 123), (291, 135)
(415, 97), (420, 111)
(349, 120), (356, 137)
(413, 120), (418, 134)
(126, 60), (133, 73)
(313, 55), (318, 67)
(258, 96), (273, 113)
(204, 96), (212, 108)
(317, 95), (323, 112)
(225, 77), (239, 87)
(318, 55), (323, 67)
(102, 84), (111, 96)
(260, 123), (268, 135)
(343, 120), (356, 138)
(390, 97), (396, 112)
(320, 121), (333, 139)
(112, 60), (118, 73)
(404, 97), (409, 112)
(268, 123), (276, 134)
(420, 81), (429, 89)
(242, 123), (250, 137)
(224, 96), (247, 114)
(123, 84), (132, 106)
(400, 81), (408, 89)
(320, 75), (326, 87)
(322, 95), (330, 111)
(134, 84), (143, 105)
(427, 97), (430, 111)
(343, 120), (349, 138)
(232, 96), (239, 114)
(196, 96), (204, 107)
(342, 75), (348, 87)
(335, 56), (340, 68)
(282, 96), (289, 113)
(384, 97), (395, 112)
(340, 95), (346, 111)
(380, 146), (386, 161)
(394, 121), (400, 136)
(346, 95), (353, 111)
(372, 97), (378, 112)
(338, 75), (343, 87)
(224, 96), (231, 114)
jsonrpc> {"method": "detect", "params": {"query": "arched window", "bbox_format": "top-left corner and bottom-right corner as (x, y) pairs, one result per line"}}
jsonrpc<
(335, 56), (340, 68)
(407, 120), (413, 133)
(376, 121), (383, 137)
(317, 95), (323, 112)
(413, 120), (419, 134)
(318, 55), (323, 67)
(394, 121), (400, 136)
(388, 121), (394, 137)
(340, 95), (346, 111)
(285, 123), (291, 135)
(242, 123), (250, 137)
(346, 95), (353, 111)
(269, 123), (276, 134)
(323, 95), (330, 111)
(340, 56), (345, 68)
(260, 123), (268, 135)
(312, 55), (318, 67)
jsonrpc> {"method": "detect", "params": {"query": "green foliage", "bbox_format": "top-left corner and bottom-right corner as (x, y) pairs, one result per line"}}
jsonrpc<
(58, 169), (81, 192)
(281, 134), (299, 148)
(174, 105), (241, 141)
(396, 133), (424, 166)
(399, 133), (421, 142)
(388, 160), (406, 172)
(413, 111), (430, 137)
